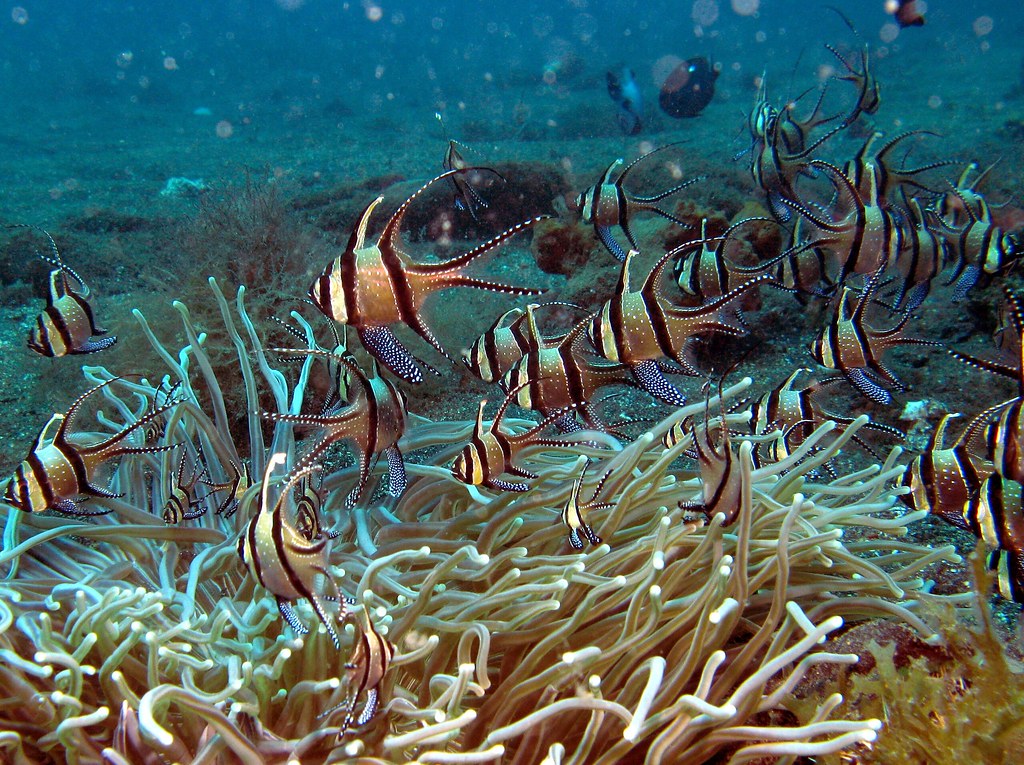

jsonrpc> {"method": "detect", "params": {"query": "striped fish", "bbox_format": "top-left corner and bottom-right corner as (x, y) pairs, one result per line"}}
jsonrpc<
(826, 44), (880, 126)
(781, 160), (904, 286)
(937, 162), (998, 227)
(745, 89), (848, 222)
(933, 185), (1021, 301)
(2, 378), (178, 515)
(330, 605), (394, 735)
(809, 266), (940, 405)
(293, 471), (340, 542)
(890, 191), (947, 310)
(500, 305), (636, 432)
(437, 112), (499, 220)
(272, 312), (356, 409)
(451, 383), (577, 492)
(679, 386), (751, 527)
(901, 412), (993, 520)
(307, 169), (547, 383)
(841, 130), (954, 206)
(265, 348), (408, 507)
(750, 368), (903, 466)
(561, 458), (613, 550)
(774, 218), (836, 297)
(236, 454), (345, 648)
(969, 474), (1024, 603)
(574, 143), (704, 261)
(161, 450), (210, 524)
(741, 73), (778, 156)
(12, 225), (117, 357)
(588, 245), (771, 408)
(774, 81), (840, 155)
(673, 217), (780, 302)
(462, 303), (572, 385)
(204, 459), (253, 519)
(947, 287), (1024, 483)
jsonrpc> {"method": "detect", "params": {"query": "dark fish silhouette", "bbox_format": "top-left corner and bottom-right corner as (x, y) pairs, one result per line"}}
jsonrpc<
(658, 57), (718, 118)
(607, 67), (643, 135)
(893, 0), (925, 28)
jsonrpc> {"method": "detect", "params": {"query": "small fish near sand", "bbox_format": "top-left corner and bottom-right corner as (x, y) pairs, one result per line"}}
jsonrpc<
(8, 224), (117, 357)
(607, 66), (643, 135)
(658, 56), (719, 119)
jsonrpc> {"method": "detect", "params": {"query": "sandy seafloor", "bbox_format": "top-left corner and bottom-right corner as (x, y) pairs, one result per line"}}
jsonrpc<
(1, 0), (1024, 671)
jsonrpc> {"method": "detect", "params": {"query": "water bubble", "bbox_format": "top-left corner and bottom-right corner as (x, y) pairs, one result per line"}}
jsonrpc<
(533, 14), (554, 37)
(692, 0), (719, 27)
(652, 55), (684, 87)
(572, 13), (598, 43)
(364, 2), (382, 22)
(11, 6), (28, 24)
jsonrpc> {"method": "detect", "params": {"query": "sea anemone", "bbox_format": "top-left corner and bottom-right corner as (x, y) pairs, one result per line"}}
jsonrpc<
(0, 278), (963, 764)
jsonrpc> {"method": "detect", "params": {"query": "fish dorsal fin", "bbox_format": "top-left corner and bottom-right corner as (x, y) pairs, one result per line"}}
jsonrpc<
(930, 413), (962, 451)
(276, 462), (323, 520)
(259, 452), (287, 518)
(780, 367), (807, 393)
(347, 197), (384, 253)
(851, 266), (886, 324)
(813, 159), (860, 213)
(47, 268), (67, 304)
(473, 399), (489, 437)
(618, 141), (687, 185)
(380, 169), (465, 252)
(492, 379), (532, 432)
(523, 303), (547, 351)
(598, 158), (624, 189)
(945, 184), (980, 226)
(35, 413), (66, 449)
(646, 238), (723, 299)
(617, 249), (640, 296)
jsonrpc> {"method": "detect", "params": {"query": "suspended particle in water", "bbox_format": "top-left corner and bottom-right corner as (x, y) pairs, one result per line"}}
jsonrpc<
(11, 6), (28, 24)
(973, 16), (994, 36)
(533, 14), (554, 37)
(692, 0), (720, 27)
(731, 0), (759, 15)
(216, 120), (234, 138)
